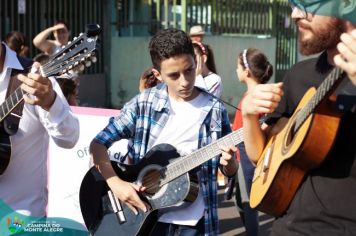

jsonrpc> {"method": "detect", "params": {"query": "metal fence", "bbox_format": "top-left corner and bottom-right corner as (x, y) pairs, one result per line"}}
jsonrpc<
(0, 0), (106, 74)
(115, 0), (297, 80)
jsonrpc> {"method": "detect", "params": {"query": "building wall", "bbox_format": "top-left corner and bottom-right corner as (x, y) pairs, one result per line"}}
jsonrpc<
(110, 36), (276, 116)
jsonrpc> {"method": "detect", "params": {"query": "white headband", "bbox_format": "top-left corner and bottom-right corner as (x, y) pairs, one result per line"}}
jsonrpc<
(242, 49), (249, 69)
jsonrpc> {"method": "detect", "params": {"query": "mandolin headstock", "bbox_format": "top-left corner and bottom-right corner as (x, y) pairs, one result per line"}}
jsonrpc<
(40, 24), (101, 78)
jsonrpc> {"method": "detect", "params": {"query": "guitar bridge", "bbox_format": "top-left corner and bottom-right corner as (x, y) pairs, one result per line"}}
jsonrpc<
(263, 147), (272, 172)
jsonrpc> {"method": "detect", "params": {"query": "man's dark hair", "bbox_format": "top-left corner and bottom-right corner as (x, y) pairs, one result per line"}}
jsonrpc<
(149, 28), (195, 71)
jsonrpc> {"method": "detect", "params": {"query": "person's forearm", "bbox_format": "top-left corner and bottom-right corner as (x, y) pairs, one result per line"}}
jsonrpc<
(90, 141), (118, 180)
(33, 27), (54, 47)
(242, 114), (266, 164)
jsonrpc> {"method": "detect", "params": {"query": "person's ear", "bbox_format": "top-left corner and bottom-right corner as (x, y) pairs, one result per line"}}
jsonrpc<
(245, 68), (251, 78)
(152, 68), (162, 81)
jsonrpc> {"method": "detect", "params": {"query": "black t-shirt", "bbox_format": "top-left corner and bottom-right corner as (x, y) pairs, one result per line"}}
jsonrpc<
(266, 52), (356, 236)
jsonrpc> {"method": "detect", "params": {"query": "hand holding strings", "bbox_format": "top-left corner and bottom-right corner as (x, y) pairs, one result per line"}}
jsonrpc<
(17, 62), (56, 111)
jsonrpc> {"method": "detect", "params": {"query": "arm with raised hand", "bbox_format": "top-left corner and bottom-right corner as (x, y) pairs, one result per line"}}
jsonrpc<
(33, 24), (65, 54)
(241, 82), (284, 164)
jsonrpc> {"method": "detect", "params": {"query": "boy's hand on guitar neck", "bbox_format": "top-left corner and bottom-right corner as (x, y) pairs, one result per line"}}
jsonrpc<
(242, 82), (284, 117)
(17, 62), (56, 111)
(334, 29), (356, 86)
(107, 177), (149, 215)
(220, 145), (238, 177)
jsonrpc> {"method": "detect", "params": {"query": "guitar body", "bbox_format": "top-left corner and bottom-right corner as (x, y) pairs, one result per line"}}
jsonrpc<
(80, 143), (200, 236)
(0, 126), (11, 174)
(250, 87), (342, 216)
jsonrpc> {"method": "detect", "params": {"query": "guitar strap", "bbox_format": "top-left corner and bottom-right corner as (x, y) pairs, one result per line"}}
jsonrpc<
(2, 44), (33, 135)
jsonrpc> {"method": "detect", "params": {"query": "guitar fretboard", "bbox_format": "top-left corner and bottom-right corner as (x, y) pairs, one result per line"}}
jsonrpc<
(159, 128), (243, 185)
(0, 87), (26, 122)
(294, 67), (345, 133)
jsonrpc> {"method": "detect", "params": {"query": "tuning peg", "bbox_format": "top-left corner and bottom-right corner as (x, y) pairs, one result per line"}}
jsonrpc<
(86, 24), (101, 37)
(79, 33), (84, 36)
(73, 37), (77, 40)
(85, 61), (92, 67)
(90, 56), (97, 63)
(79, 64), (85, 72)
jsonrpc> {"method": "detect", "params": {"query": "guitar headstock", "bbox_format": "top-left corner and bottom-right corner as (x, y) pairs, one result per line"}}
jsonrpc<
(40, 24), (101, 78)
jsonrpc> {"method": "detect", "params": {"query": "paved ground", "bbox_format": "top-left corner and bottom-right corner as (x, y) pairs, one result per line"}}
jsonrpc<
(217, 187), (274, 236)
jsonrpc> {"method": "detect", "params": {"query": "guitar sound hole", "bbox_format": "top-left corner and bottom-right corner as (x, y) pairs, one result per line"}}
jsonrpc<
(142, 169), (161, 195)
(286, 123), (296, 146)
(282, 121), (297, 155)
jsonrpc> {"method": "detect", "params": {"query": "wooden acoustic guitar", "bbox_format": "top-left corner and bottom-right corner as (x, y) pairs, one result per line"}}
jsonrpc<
(79, 127), (244, 236)
(249, 67), (346, 216)
(0, 24), (101, 175)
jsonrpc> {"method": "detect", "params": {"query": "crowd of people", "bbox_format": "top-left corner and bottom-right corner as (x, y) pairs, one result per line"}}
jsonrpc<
(0, 1), (356, 235)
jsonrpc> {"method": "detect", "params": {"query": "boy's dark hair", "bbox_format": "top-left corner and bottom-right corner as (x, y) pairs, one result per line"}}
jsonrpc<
(56, 78), (77, 102)
(149, 28), (195, 71)
(33, 53), (50, 65)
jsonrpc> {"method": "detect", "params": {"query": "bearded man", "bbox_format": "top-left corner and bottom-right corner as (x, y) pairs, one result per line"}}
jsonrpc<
(241, 0), (356, 235)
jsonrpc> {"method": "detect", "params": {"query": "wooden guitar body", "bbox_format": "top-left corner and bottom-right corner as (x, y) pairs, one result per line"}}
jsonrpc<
(250, 87), (342, 216)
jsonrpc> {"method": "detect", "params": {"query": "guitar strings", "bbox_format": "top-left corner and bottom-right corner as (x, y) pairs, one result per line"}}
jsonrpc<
(137, 130), (244, 191)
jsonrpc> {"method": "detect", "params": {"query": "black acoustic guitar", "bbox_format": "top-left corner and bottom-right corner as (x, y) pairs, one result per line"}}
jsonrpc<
(79, 127), (244, 236)
(0, 24), (101, 175)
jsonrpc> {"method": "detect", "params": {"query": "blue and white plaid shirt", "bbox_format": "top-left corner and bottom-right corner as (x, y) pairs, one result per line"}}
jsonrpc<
(94, 83), (232, 235)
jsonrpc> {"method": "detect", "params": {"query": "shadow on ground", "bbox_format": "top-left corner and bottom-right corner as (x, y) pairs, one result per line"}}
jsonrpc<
(218, 186), (274, 236)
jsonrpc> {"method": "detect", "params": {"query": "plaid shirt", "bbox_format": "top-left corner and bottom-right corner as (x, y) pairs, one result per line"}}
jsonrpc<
(94, 83), (231, 235)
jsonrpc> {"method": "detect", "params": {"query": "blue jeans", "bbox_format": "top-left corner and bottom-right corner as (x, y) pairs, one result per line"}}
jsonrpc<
(150, 217), (205, 236)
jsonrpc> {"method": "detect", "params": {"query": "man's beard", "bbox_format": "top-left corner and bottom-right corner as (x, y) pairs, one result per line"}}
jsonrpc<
(297, 19), (344, 56)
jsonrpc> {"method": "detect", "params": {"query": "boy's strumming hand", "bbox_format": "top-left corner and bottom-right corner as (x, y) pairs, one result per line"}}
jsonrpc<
(220, 145), (238, 177)
(107, 177), (149, 215)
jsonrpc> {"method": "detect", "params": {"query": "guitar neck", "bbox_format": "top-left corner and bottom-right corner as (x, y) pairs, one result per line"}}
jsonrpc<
(160, 128), (243, 185)
(0, 86), (26, 122)
(0, 65), (49, 123)
(294, 67), (345, 132)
